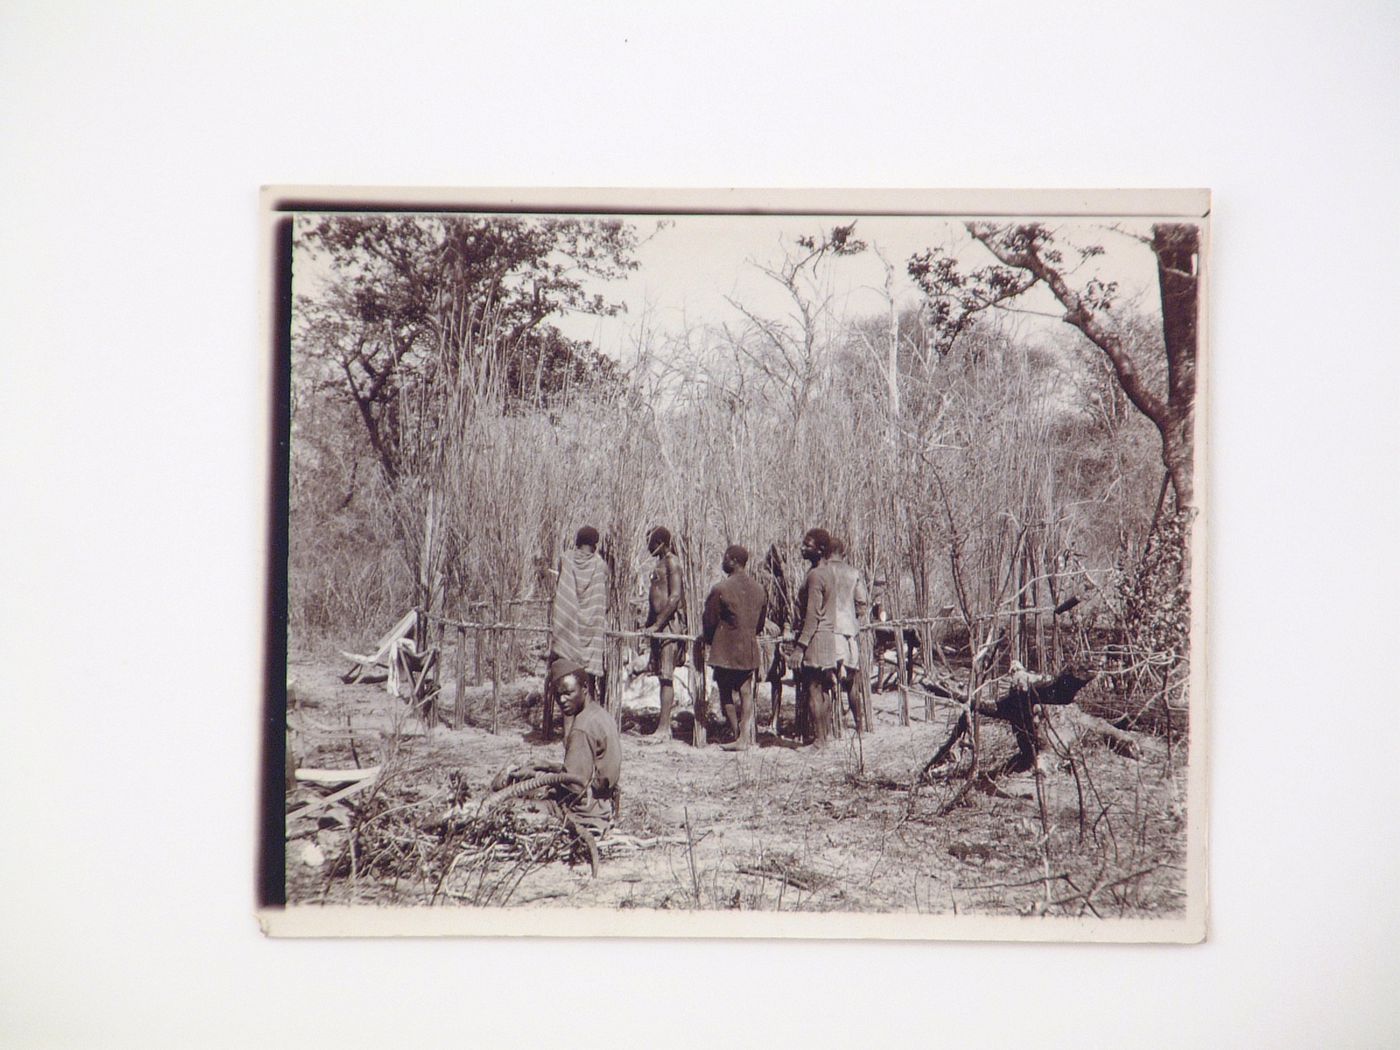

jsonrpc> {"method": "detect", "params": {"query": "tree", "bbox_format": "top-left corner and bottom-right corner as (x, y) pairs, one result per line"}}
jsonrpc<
(721, 223), (866, 431)
(910, 222), (1200, 510)
(294, 214), (638, 479)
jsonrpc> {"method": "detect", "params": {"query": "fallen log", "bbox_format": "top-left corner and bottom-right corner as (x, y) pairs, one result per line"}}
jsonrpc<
(917, 661), (1133, 782)
(1060, 710), (1142, 758)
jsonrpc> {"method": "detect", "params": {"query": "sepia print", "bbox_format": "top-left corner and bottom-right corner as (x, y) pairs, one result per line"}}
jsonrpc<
(261, 189), (1208, 941)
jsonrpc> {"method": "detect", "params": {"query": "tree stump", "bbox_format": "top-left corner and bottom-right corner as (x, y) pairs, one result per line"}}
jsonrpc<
(917, 661), (1111, 781)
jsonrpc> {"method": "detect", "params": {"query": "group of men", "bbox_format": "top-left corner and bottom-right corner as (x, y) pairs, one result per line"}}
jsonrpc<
(531, 524), (876, 840)
(693, 526), (874, 752)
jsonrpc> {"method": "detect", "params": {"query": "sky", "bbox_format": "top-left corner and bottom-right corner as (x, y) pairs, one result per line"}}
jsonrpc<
(551, 214), (1167, 363)
(292, 212), (1169, 369)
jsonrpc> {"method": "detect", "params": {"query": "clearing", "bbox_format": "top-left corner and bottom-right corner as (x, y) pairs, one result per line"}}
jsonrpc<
(284, 641), (1188, 919)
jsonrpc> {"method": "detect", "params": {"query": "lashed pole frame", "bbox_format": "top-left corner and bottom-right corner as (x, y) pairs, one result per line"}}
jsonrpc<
(856, 613), (963, 721)
(434, 606), (1047, 741)
(426, 612), (693, 736)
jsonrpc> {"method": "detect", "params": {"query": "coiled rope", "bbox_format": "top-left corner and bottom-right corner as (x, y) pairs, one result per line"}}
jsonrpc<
(481, 772), (587, 811)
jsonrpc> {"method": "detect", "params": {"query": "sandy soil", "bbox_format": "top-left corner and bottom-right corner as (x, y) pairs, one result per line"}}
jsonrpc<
(284, 640), (1188, 918)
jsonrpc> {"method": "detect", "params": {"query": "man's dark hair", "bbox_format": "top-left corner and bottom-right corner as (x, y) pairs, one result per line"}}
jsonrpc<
(575, 525), (600, 549)
(830, 536), (847, 557)
(724, 544), (749, 568)
(803, 528), (833, 558)
(647, 525), (671, 551)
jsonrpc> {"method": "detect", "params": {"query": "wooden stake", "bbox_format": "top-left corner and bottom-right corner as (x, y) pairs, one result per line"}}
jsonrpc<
(491, 623), (501, 735)
(691, 641), (708, 748)
(454, 625), (467, 728)
(543, 674), (556, 741)
(611, 636), (624, 730)
(856, 630), (876, 731)
(894, 625), (911, 727)
(473, 624), (482, 685)
(505, 607), (518, 681)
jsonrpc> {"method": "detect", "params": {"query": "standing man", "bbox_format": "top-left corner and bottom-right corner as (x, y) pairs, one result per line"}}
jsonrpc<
(826, 536), (872, 733)
(547, 526), (609, 738)
(758, 544), (791, 734)
(644, 526), (686, 738)
(702, 545), (768, 750)
(793, 527), (839, 748)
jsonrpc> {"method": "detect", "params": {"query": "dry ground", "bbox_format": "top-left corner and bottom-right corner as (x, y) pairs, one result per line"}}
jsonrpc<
(284, 640), (1188, 919)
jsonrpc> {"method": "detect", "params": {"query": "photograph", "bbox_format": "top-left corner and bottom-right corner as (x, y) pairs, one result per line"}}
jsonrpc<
(10, 1), (1400, 1042)
(263, 189), (1208, 941)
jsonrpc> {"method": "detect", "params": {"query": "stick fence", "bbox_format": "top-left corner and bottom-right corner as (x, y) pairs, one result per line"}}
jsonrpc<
(419, 603), (1071, 736)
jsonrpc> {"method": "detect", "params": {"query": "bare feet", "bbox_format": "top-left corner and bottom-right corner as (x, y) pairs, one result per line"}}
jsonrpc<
(650, 684), (675, 739)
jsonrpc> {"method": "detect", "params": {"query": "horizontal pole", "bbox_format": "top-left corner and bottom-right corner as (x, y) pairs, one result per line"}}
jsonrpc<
(607, 629), (694, 643)
(429, 616), (551, 634)
(426, 612), (693, 644)
(863, 607), (1065, 632)
(430, 610), (1065, 645)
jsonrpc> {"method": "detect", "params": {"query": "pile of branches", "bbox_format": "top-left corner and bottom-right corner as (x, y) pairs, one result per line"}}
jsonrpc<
(328, 774), (592, 906)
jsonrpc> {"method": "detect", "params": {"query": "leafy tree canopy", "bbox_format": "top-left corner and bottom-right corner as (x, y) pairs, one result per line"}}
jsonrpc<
(295, 214), (639, 477)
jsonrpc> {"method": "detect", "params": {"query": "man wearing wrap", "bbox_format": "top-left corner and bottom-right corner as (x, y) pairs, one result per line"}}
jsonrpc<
(643, 525), (686, 738)
(547, 525), (609, 738)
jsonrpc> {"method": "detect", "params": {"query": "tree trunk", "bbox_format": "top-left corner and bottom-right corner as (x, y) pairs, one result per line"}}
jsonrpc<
(1153, 223), (1199, 510)
(966, 222), (1200, 512)
(691, 639), (708, 748)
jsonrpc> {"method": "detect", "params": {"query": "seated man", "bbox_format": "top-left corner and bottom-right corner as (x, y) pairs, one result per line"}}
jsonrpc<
(492, 657), (622, 839)
(551, 657), (622, 835)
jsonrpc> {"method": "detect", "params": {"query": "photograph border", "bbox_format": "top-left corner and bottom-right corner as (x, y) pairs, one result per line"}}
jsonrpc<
(259, 186), (1209, 942)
